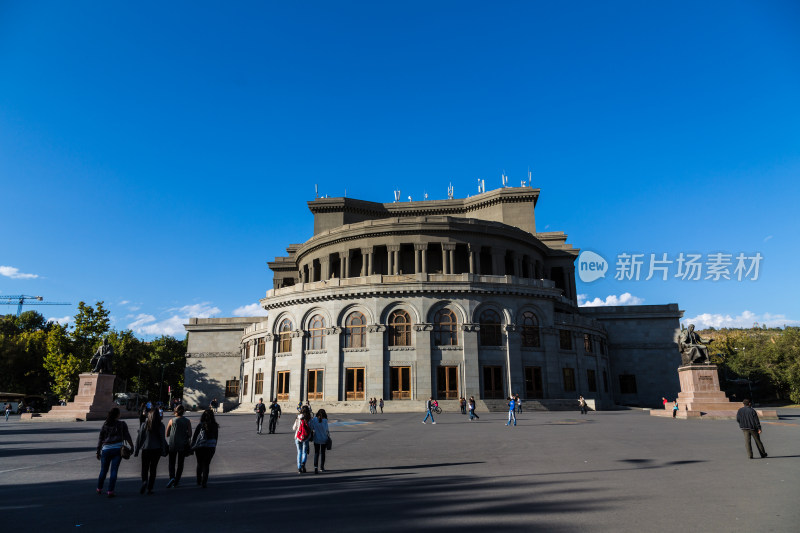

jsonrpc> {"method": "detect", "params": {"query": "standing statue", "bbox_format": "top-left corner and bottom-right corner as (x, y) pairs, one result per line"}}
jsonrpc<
(679, 324), (713, 365)
(90, 337), (114, 374)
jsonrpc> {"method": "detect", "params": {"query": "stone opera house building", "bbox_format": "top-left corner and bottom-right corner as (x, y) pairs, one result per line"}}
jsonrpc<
(184, 186), (682, 412)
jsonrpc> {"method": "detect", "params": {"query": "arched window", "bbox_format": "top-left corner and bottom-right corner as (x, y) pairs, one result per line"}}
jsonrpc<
(521, 311), (540, 348)
(479, 309), (503, 347)
(308, 314), (326, 350)
(433, 308), (458, 346)
(344, 312), (366, 348)
(278, 318), (293, 353)
(388, 310), (411, 347)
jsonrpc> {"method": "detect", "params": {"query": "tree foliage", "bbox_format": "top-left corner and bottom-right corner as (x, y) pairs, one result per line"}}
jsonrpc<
(712, 327), (800, 403)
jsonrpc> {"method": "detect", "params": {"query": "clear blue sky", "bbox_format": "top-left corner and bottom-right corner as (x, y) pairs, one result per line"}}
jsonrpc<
(2, 1), (799, 337)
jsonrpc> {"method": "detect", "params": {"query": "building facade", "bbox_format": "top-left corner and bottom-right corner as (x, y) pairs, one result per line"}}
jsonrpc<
(184, 187), (682, 411)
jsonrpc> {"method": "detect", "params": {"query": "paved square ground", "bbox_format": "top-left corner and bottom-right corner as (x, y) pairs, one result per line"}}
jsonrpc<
(1, 408), (798, 532)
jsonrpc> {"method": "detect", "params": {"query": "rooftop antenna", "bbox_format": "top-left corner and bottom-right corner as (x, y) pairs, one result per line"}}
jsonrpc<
(344, 189), (347, 198)
(407, 195), (412, 202)
(481, 179), (485, 193)
(315, 184), (319, 199)
(393, 190), (401, 202)
(424, 191), (428, 200)
(501, 171), (508, 187)
(447, 182), (454, 199)
(528, 167), (532, 186)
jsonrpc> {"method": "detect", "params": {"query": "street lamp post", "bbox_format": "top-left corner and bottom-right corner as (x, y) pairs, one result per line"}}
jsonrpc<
(159, 362), (175, 408)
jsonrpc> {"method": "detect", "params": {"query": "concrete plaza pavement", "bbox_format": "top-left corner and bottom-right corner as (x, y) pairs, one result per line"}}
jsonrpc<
(1, 407), (798, 532)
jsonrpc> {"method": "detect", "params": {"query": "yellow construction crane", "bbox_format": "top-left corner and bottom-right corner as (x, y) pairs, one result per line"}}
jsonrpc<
(0, 295), (71, 317)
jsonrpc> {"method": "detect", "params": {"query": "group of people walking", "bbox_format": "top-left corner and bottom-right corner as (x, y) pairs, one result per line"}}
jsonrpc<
(292, 406), (332, 474)
(95, 405), (219, 497)
(368, 397), (383, 414)
(255, 398), (283, 434)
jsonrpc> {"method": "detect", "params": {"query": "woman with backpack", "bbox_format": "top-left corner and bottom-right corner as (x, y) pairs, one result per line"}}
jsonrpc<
(310, 408), (330, 473)
(96, 407), (134, 497)
(134, 408), (168, 495)
(165, 404), (192, 488)
(191, 409), (219, 488)
(292, 406), (312, 474)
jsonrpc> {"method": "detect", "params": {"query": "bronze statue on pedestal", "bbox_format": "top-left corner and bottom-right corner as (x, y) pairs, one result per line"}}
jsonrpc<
(679, 324), (712, 365)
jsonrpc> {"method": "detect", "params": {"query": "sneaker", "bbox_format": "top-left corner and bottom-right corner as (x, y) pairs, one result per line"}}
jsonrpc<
(320, 468), (326, 472)
(314, 468), (318, 474)
(302, 465), (307, 473)
(140, 482), (147, 495)
(298, 468), (303, 474)
(421, 421), (426, 424)
(107, 491), (115, 498)
(166, 478), (176, 489)
(432, 422), (436, 424)
(761, 453), (768, 458)
(96, 488), (102, 495)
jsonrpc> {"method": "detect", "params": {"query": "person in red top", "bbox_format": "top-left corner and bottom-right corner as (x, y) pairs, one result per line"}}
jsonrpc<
(662, 397), (669, 409)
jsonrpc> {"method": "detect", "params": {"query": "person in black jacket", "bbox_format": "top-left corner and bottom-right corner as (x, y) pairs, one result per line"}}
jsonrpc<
(96, 407), (134, 497)
(192, 409), (219, 488)
(268, 399), (281, 434)
(134, 409), (168, 494)
(255, 398), (267, 434)
(736, 399), (768, 459)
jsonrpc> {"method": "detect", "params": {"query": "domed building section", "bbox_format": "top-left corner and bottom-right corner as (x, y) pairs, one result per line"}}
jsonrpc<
(184, 186), (682, 412)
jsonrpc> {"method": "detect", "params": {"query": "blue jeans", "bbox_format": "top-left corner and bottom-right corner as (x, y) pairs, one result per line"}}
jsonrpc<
(423, 409), (435, 423)
(506, 410), (517, 425)
(468, 408), (474, 420)
(97, 447), (123, 492)
(295, 439), (309, 469)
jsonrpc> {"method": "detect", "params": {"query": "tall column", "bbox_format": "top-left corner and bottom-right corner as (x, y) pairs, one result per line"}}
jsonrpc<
(388, 245), (400, 275)
(288, 330), (304, 403)
(309, 262), (316, 283)
(339, 252), (349, 279)
(367, 250), (374, 275)
(506, 324), (524, 398)
(324, 327), (341, 401)
(320, 256), (330, 280)
(462, 324), (480, 399)
(387, 248), (394, 276)
(441, 243), (456, 274)
(366, 324), (385, 403)
(421, 246), (428, 273)
(361, 247), (373, 276)
(414, 324), (433, 401)
(467, 244), (476, 274)
(414, 244), (423, 273)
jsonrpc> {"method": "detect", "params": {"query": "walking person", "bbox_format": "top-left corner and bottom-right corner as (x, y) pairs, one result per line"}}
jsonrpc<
(579, 395), (588, 415)
(515, 394), (522, 414)
(268, 398), (281, 434)
(422, 397), (436, 424)
(211, 398), (219, 414)
(736, 399), (768, 459)
(506, 397), (517, 426)
(293, 406), (313, 473)
(134, 409), (168, 495)
(4, 402), (10, 421)
(672, 400), (679, 419)
(310, 408), (330, 473)
(460, 397), (466, 415)
(96, 407), (134, 498)
(468, 396), (479, 421)
(165, 404), (192, 489)
(255, 398), (267, 434)
(191, 409), (219, 487)
(379, 398), (384, 414)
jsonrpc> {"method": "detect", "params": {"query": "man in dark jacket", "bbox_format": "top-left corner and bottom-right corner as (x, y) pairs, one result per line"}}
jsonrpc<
(736, 399), (767, 459)
(255, 398), (267, 434)
(268, 399), (281, 434)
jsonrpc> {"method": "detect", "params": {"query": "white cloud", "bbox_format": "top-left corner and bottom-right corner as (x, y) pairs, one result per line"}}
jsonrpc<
(763, 235), (773, 242)
(47, 316), (71, 325)
(233, 303), (269, 317)
(119, 300), (130, 305)
(682, 310), (800, 330)
(127, 302), (221, 337)
(0, 265), (38, 279)
(578, 292), (645, 307)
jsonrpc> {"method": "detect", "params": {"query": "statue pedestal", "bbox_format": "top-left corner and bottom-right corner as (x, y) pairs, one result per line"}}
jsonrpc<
(41, 373), (118, 422)
(649, 365), (777, 420)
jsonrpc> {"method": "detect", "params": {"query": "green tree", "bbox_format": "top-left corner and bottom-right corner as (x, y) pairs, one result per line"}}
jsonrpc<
(43, 324), (82, 401)
(72, 301), (111, 358)
(0, 311), (52, 394)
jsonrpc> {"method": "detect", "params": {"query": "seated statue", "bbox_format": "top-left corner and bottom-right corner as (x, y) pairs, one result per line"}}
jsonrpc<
(90, 337), (114, 374)
(679, 324), (712, 365)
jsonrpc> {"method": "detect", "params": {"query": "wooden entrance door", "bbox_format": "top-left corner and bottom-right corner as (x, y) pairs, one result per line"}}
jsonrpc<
(276, 371), (290, 402)
(390, 366), (411, 399)
(307, 369), (323, 400)
(345, 367), (365, 400)
(483, 366), (504, 399)
(524, 366), (543, 398)
(437, 366), (459, 399)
